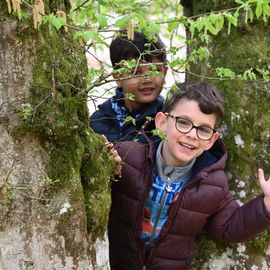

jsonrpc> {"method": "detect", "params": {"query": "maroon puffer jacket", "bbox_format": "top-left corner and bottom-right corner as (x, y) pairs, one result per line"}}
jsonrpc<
(109, 139), (270, 270)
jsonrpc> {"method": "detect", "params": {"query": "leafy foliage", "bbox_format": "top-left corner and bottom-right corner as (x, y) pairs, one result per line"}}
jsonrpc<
(5, 1), (270, 92)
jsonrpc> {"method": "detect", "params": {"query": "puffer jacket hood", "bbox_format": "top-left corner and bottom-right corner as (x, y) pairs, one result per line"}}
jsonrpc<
(191, 139), (227, 178)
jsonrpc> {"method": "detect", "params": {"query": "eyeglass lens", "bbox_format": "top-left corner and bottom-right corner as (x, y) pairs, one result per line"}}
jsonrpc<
(175, 117), (214, 140)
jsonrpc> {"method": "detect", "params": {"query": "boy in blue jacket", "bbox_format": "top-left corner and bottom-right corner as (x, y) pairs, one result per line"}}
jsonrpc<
(108, 82), (270, 270)
(90, 30), (168, 143)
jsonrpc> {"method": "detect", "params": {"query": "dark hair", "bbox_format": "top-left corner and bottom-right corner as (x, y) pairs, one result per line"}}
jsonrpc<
(164, 82), (225, 123)
(110, 30), (167, 69)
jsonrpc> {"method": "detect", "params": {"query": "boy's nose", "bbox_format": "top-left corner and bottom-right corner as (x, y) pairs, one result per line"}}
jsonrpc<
(186, 126), (198, 139)
(141, 72), (152, 82)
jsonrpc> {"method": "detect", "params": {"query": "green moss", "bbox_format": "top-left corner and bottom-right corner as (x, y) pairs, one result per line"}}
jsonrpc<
(249, 229), (270, 253)
(0, 184), (13, 206)
(0, 185), (13, 231)
(12, 17), (114, 242)
(24, 27), (89, 192)
(80, 129), (115, 239)
(192, 233), (227, 264)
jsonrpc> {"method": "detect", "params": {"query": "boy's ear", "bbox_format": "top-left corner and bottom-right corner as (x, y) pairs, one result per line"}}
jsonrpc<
(155, 112), (167, 132)
(163, 66), (168, 76)
(205, 131), (219, 150)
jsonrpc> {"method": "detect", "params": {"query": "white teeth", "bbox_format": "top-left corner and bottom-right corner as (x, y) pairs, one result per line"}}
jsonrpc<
(180, 142), (194, 149)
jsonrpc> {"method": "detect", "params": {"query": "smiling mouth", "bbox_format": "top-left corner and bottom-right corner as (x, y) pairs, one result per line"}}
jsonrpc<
(180, 142), (196, 150)
(140, 88), (155, 93)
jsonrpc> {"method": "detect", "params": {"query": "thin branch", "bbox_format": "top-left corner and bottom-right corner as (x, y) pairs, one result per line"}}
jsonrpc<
(31, 94), (51, 122)
(73, 0), (89, 12)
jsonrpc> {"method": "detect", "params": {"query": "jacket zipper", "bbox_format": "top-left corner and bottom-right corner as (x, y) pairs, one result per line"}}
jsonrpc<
(146, 182), (172, 248)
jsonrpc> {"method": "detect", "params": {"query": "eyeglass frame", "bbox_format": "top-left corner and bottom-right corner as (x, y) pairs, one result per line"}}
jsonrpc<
(164, 112), (217, 141)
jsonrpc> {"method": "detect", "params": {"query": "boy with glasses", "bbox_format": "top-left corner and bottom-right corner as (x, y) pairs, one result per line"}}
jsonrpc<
(109, 82), (270, 270)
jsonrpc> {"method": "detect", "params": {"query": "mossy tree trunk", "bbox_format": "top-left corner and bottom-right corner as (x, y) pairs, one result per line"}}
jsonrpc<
(182, 1), (270, 269)
(0, 1), (114, 269)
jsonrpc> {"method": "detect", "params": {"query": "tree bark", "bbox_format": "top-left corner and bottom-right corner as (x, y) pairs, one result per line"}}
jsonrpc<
(183, 1), (270, 269)
(0, 1), (113, 269)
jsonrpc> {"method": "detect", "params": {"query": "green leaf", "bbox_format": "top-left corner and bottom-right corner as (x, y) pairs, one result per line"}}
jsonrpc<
(256, 68), (270, 81)
(256, 4), (263, 18)
(170, 59), (181, 68)
(196, 17), (205, 32)
(169, 58), (186, 70)
(205, 13), (224, 35)
(81, 31), (95, 42)
(119, 59), (137, 70)
(115, 15), (131, 28)
(197, 47), (211, 60)
(248, 9), (254, 22)
(224, 12), (238, 27)
(21, 103), (33, 120)
(124, 92), (136, 101)
(133, 12), (145, 23)
(216, 67), (236, 79)
(124, 116), (136, 125)
(188, 19), (196, 37)
(51, 16), (66, 31)
(168, 20), (178, 32)
(242, 69), (257, 80)
(95, 13), (108, 28)
(262, 4), (270, 16)
(147, 21), (160, 34)
(168, 46), (180, 55)
(216, 14), (224, 32)
(152, 129), (166, 140)
(206, 20), (218, 35)
(145, 116), (154, 121)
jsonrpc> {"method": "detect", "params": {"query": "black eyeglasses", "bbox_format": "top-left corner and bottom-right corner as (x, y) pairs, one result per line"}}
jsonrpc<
(165, 113), (216, 141)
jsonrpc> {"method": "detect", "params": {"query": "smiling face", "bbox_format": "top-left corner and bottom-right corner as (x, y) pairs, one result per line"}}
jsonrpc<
(114, 57), (167, 111)
(155, 98), (219, 167)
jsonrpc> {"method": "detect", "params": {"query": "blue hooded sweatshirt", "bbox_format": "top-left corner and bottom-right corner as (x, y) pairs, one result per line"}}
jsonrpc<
(90, 88), (164, 143)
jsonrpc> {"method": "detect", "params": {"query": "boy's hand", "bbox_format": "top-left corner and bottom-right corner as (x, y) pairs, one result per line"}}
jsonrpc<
(258, 168), (270, 212)
(101, 135), (122, 177)
(109, 144), (122, 177)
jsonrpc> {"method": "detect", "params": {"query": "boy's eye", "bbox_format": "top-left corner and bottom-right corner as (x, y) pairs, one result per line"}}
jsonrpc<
(128, 63), (164, 77)
(177, 118), (191, 127)
(136, 68), (143, 75)
(198, 126), (212, 134)
(155, 64), (163, 72)
(130, 67), (142, 75)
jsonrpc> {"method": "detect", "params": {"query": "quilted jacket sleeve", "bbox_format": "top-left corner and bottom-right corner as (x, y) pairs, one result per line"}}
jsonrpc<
(205, 176), (270, 243)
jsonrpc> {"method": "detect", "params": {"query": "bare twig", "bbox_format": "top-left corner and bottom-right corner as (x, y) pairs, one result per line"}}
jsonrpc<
(31, 94), (51, 122)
